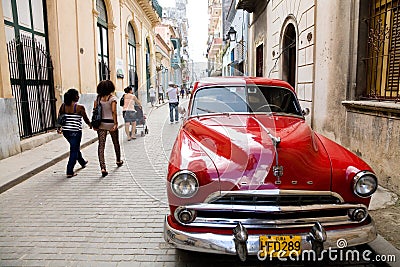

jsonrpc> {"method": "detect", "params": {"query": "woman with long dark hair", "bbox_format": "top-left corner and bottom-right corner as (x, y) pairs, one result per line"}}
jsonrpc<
(58, 88), (92, 177)
(93, 80), (123, 177)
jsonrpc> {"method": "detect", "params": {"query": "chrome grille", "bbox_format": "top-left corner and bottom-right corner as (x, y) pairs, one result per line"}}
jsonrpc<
(177, 191), (368, 228)
(210, 195), (341, 206)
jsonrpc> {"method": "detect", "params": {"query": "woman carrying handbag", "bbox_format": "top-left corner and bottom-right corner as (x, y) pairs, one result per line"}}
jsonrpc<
(93, 80), (123, 177)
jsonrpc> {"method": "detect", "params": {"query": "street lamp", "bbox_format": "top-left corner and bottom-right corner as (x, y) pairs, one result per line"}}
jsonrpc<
(226, 26), (247, 76)
(228, 26), (237, 43)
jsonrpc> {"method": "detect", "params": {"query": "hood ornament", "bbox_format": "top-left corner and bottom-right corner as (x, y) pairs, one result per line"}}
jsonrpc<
(252, 118), (283, 183)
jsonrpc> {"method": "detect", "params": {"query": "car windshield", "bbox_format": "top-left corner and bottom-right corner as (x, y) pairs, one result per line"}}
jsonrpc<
(191, 85), (303, 116)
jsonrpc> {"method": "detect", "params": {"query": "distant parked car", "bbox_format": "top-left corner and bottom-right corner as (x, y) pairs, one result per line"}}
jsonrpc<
(164, 77), (378, 261)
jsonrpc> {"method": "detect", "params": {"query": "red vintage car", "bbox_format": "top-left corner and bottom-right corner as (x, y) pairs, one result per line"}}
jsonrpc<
(164, 77), (378, 261)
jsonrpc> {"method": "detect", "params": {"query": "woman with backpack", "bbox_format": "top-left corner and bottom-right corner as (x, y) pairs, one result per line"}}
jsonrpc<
(93, 80), (123, 177)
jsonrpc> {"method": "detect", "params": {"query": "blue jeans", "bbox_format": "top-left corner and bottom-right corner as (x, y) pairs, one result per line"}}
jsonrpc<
(169, 102), (179, 122)
(63, 130), (86, 175)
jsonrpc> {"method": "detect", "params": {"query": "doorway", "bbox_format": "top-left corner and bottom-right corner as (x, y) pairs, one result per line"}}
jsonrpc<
(282, 24), (297, 88)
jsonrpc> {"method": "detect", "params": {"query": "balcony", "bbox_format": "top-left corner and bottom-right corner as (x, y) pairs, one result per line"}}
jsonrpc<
(171, 38), (181, 69)
(208, 37), (222, 58)
(151, 0), (163, 19)
(236, 0), (257, 13)
(136, 0), (162, 25)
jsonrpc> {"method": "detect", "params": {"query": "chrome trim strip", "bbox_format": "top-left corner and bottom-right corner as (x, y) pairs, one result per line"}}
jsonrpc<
(189, 215), (357, 229)
(204, 190), (345, 203)
(183, 203), (366, 213)
(164, 216), (377, 255)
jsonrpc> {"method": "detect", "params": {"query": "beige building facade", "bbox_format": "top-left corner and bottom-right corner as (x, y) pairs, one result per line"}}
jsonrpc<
(238, 0), (400, 194)
(0, 0), (161, 159)
(207, 0), (223, 76)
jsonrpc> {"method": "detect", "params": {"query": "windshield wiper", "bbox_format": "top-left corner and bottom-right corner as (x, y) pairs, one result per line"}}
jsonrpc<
(197, 107), (216, 113)
(196, 107), (233, 117)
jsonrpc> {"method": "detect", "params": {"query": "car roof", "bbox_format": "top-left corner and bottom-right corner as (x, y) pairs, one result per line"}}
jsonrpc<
(192, 76), (295, 94)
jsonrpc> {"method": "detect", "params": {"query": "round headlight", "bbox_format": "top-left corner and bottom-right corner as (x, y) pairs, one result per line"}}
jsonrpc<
(171, 170), (199, 198)
(353, 171), (378, 198)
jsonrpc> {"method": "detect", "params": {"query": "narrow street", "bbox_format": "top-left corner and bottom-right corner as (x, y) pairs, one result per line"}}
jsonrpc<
(0, 102), (392, 266)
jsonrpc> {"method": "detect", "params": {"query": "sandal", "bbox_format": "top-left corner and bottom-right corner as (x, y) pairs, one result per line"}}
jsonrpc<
(116, 160), (124, 167)
(67, 173), (77, 178)
(101, 169), (108, 177)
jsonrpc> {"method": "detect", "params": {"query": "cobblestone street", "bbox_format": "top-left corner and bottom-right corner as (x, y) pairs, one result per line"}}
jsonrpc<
(0, 102), (393, 266)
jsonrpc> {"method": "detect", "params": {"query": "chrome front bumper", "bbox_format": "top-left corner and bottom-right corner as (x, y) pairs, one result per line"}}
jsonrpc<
(163, 216), (377, 255)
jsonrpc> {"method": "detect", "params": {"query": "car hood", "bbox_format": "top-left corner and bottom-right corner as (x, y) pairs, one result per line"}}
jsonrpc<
(183, 114), (332, 192)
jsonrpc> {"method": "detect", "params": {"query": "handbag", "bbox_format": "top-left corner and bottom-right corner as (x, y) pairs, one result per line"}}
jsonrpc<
(91, 97), (102, 128)
(56, 104), (67, 126)
(120, 94), (125, 107)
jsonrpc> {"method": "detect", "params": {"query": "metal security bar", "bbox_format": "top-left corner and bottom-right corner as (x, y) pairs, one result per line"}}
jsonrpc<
(365, 0), (400, 101)
(6, 36), (56, 138)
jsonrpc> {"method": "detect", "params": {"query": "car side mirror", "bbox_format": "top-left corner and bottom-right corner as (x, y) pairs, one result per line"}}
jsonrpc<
(302, 108), (310, 116)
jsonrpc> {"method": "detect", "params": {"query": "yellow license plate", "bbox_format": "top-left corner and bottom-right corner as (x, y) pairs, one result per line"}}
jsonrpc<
(259, 235), (302, 257)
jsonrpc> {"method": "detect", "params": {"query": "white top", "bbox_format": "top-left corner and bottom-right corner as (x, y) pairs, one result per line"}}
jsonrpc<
(123, 93), (136, 111)
(63, 114), (82, 131)
(149, 88), (156, 97)
(167, 86), (179, 103)
(62, 103), (82, 131)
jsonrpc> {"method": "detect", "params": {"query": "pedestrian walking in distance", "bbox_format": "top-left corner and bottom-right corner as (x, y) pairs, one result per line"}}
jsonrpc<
(180, 86), (185, 99)
(166, 81), (179, 124)
(122, 86), (142, 141)
(58, 88), (92, 178)
(149, 85), (156, 107)
(93, 80), (123, 177)
(158, 84), (164, 104)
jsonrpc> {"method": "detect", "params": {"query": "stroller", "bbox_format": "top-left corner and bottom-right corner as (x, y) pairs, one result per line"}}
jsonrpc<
(134, 105), (148, 136)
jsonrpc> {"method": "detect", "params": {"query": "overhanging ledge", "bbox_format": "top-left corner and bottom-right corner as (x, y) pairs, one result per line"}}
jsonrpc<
(236, 0), (257, 13)
(342, 100), (400, 118)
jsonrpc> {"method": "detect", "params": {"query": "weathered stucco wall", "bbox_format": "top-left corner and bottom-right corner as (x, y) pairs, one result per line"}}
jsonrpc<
(248, 0), (268, 77)
(249, 0), (315, 124)
(314, 1), (400, 194)
(344, 110), (400, 194)
(314, 0), (351, 142)
(0, 98), (21, 159)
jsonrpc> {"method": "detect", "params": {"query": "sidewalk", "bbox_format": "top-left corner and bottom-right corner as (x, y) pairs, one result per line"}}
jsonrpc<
(0, 101), (167, 194)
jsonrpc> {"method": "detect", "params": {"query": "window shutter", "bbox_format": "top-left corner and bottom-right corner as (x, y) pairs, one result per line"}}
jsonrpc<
(387, 7), (400, 95)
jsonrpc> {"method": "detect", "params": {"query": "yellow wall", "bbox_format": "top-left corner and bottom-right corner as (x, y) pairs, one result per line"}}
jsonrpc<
(44, 0), (158, 106)
(0, 5), (12, 98)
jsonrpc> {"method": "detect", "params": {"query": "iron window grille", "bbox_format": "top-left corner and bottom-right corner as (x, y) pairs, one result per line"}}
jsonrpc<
(365, 0), (400, 101)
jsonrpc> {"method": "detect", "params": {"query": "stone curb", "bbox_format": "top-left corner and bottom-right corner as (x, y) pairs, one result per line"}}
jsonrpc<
(368, 235), (400, 267)
(0, 131), (99, 194)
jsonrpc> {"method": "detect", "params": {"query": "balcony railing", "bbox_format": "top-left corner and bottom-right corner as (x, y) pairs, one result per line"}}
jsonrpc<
(152, 0), (163, 19)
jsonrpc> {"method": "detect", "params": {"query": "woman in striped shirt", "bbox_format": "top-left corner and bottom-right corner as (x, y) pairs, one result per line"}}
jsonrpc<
(58, 89), (92, 177)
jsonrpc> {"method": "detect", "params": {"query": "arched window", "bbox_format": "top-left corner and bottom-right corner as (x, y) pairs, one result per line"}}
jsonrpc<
(282, 24), (296, 88)
(97, 0), (110, 81)
(128, 23), (138, 96)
